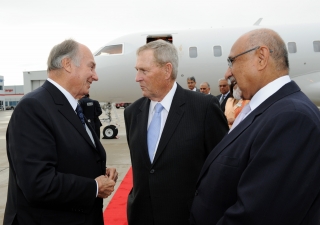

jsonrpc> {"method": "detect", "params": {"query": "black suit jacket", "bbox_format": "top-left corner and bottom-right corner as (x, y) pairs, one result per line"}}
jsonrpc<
(79, 97), (102, 138)
(216, 93), (231, 112)
(79, 97), (95, 129)
(4, 81), (106, 225)
(93, 100), (103, 138)
(124, 83), (229, 225)
(191, 81), (320, 225)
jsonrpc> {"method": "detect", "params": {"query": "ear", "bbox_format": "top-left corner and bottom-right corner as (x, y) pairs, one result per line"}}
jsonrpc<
(164, 62), (173, 79)
(61, 58), (72, 73)
(257, 46), (270, 71)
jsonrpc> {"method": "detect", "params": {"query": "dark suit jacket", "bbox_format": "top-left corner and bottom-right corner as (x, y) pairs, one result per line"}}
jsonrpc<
(79, 97), (95, 129)
(124, 83), (229, 225)
(191, 81), (320, 225)
(4, 81), (107, 225)
(216, 93), (231, 112)
(93, 100), (103, 138)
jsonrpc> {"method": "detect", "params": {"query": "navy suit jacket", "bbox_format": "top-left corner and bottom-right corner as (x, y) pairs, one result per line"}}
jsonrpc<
(124, 83), (228, 225)
(190, 81), (320, 225)
(4, 81), (106, 225)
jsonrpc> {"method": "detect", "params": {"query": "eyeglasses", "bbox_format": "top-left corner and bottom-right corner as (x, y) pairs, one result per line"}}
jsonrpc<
(227, 46), (260, 68)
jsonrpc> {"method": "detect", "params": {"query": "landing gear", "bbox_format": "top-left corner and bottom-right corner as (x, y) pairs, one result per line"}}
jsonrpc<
(102, 125), (118, 139)
(101, 102), (120, 139)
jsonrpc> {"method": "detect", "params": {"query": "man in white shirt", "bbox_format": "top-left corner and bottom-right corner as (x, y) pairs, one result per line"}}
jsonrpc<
(125, 40), (228, 225)
(199, 82), (211, 95)
(4, 39), (117, 225)
(216, 78), (231, 112)
(191, 28), (320, 225)
(187, 76), (200, 92)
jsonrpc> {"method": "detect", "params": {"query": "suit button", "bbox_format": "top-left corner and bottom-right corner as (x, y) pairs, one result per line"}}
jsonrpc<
(150, 169), (155, 174)
(195, 190), (198, 196)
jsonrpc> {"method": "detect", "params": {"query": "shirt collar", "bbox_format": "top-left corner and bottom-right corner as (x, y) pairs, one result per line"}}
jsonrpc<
(150, 82), (177, 113)
(248, 75), (291, 112)
(47, 78), (78, 110)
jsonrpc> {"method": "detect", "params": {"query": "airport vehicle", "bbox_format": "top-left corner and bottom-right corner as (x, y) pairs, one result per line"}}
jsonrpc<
(90, 22), (320, 139)
(115, 103), (131, 109)
(6, 106), (14, 110)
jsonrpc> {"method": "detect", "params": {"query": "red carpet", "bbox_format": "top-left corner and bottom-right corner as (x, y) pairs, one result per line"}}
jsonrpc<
(103, 167), (132, 225)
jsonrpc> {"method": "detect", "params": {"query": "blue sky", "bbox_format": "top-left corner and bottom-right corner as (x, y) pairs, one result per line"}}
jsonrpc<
(1, 0), (319, 85)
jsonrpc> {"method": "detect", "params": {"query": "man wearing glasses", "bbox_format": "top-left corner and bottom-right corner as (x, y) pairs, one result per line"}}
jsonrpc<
(216, 78), (230, 112)
(190, 28), (320, 224)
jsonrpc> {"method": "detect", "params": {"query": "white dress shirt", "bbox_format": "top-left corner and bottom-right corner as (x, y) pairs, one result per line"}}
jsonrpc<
(244, 75), (291, 119)
(147, 82), (177, 161)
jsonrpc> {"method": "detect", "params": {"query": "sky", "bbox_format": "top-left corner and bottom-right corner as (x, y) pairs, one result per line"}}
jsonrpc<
(0, 0), (319, 85)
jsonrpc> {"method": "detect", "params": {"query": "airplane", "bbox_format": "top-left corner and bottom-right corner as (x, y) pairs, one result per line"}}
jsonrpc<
(90, 21), (320, 139)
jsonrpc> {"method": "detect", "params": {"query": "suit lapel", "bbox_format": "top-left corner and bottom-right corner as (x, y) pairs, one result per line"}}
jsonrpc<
(152, 84), (185, 165)
(137, 98), (152, 166)
(197, 81), (301, 183)
(42, 81), (97, 150)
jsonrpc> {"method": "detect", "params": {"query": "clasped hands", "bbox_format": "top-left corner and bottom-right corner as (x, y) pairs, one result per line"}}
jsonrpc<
(95, 167), (118, 198)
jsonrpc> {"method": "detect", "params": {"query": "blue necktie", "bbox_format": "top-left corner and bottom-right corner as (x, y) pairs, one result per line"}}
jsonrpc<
(76, 104), (86, 128)
(147, 103), (164, 162)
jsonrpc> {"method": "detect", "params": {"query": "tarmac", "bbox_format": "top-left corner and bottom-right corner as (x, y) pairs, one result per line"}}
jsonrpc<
(0, 108), (131, 224)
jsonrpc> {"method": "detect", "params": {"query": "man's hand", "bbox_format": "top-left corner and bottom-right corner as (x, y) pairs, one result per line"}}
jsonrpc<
(95, 175), (115, 198)
(105, 167), (118, 183)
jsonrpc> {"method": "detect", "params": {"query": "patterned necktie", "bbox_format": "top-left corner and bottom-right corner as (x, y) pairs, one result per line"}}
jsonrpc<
(229, 104), (251, 133)
(147, 103), (164, 162)
(75, 104), (86, 128)
(219, 95), (224, 104)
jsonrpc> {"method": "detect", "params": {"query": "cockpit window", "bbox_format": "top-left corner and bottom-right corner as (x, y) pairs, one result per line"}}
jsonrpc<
(95, 44), (123, 56)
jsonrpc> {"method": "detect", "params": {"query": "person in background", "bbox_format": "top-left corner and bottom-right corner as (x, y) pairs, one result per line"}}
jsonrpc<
(187, 76), (200, 92)
(79, 94), (103, 138)
(216, 78), (230, 112)
(199, 82), (211, 94)
(125, 40), (228, 225)
(190, 28), (320, 225)
(224, 83), (250, 128)
(93, 99), (103, 139)
(4, 39), (118, 225)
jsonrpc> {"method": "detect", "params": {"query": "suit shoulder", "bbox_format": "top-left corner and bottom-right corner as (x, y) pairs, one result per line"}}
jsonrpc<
(125, 97), (147, 113)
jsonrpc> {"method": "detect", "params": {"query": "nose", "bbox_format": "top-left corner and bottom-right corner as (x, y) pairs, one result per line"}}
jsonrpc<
(92, 70), (98, 81)
(135, 71), (142, 82)
(224, 67), (232, 80)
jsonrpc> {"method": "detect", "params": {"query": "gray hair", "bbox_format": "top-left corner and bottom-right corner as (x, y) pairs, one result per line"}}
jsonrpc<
(187, 76), (196, 82)
(201, 82), (210, 88)
(218, 78), (230, 85)
(246, 28), (289, 72)
(137, 40), (179, 80)
(47, 39), (81, 72)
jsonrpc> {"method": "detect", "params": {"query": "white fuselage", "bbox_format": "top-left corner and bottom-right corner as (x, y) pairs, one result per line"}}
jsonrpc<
(91, 23), (320, 106)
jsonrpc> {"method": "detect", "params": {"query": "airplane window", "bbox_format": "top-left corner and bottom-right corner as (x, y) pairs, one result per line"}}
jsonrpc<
(95, 44), (123, 56)
(189, 47), (198, 58)
(213, 46), (222, 57)
(313, 41), (320, 52)
(288, 42), (297, 53)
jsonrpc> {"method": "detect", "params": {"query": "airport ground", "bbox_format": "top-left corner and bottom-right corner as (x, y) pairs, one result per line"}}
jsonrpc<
(0, 108), (131, 224)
